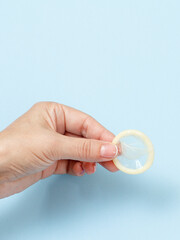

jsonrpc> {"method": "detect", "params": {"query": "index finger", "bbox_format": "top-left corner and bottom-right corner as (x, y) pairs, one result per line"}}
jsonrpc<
(60, 104), (114, 141)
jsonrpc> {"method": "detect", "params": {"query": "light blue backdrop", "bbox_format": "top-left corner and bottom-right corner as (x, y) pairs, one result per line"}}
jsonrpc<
(0, 1), (180, 239)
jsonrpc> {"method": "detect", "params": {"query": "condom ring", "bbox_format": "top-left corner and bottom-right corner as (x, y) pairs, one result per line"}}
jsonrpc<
(112, 130), (154, 174)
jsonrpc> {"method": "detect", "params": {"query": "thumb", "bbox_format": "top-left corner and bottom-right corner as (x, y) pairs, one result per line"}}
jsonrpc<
(52, 134), (119, 162)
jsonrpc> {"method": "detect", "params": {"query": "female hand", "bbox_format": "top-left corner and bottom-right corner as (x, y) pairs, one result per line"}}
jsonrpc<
(0, 102), (120, 198)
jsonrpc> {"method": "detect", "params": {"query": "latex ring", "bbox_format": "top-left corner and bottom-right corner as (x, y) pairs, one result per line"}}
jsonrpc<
(112, 130), (154, 174)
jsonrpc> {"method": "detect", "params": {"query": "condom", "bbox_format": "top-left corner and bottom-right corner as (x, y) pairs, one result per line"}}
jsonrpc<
(112, 130), (154, 174)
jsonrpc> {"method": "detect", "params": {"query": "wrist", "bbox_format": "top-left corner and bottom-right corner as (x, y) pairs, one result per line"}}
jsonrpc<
(0, 131), (9, 184)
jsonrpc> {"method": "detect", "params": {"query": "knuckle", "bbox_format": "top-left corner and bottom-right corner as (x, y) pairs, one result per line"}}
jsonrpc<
(49, 136), (61, 159)
(32, 101), (46, 108)
(81, 115), (95, 138)
(79, 140), (93, 160)
(32, 101), (60, 110)
(31, 102), (47, 113)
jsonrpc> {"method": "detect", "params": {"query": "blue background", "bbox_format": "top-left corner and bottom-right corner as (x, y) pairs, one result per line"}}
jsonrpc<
(0, 1), (180, 239)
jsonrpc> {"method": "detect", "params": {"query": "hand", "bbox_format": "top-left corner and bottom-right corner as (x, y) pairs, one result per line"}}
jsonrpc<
(0, 102), (120, 198)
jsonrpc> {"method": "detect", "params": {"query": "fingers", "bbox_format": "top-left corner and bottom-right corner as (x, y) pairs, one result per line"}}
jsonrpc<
(64, 131), (82, 138)
(33, 102), (114, 142)
(82, 162), (96, 175)
(52, 134), (118, 163)
(59, 104), (115, 141)
(64, 131), (118, 172)
(99, 161), (119, 172)
(32, 102), (120, 172)
(53, 160), (96, 176)
(66, 161), (84, 176)
(54, 160), (85, 176)
(72, 162), (85, 176)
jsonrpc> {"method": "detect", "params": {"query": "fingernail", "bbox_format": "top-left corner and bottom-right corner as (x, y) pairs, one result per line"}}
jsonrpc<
(100, 144), (118, 159)
(80, 164), (85, 176)
(117, 142), (122, 155)
(93, 163), (97, 172)
(80, 169), (85, 175)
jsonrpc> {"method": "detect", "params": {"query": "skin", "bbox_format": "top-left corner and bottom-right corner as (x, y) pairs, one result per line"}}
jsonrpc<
(0, 102), (120, 199)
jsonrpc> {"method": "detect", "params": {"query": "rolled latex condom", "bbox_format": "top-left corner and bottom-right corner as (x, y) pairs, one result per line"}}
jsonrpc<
(112, 130), (154, 174)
